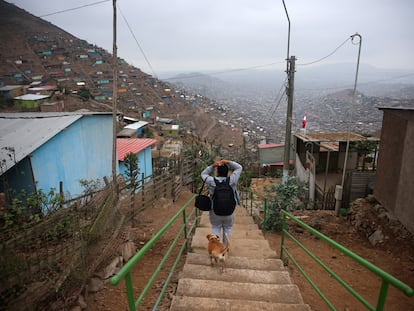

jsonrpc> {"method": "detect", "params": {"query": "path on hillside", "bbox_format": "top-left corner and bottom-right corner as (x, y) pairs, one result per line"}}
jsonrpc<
(199, 107), (217, 140)
(169, 207), (311, 310)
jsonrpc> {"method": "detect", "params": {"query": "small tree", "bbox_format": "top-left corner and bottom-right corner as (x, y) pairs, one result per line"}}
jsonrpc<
(79, 178), (102, 203)
(351, 133), (378, 171)
(262, 176), (308, 232)
(124, 152), (140, 222)
(124, 152), (140, 191)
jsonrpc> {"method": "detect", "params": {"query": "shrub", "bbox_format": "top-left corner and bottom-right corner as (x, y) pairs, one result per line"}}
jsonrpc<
(262, 176), (308, 232)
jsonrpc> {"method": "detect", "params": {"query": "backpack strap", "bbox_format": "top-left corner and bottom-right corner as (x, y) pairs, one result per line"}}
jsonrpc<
(198, 177), (207, 195)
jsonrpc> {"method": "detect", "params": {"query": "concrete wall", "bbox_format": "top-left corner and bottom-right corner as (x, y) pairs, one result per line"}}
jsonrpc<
(295, 153), (315, 203)
(337, 142), (358, 171)
(259, 145), (293, 165)
(375, 109), (414, 234)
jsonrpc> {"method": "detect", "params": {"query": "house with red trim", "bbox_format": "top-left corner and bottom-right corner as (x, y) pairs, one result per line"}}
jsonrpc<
(258, 143), (293, 175)
(117, 138), (157, 181)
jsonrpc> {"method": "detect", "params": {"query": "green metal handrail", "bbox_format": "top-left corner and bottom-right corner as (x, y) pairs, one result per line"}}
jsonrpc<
(240, 188), (268, 222)
(110, 194), (198, 311)
(280, 209), (414, 311)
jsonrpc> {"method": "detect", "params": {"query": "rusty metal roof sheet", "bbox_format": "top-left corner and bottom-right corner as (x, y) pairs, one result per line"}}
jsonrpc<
(117, 138), (157, 161)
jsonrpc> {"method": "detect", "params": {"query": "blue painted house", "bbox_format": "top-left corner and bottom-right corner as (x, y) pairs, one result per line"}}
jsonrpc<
(117, 138), (156, 181)
(0, 112), (115, 206)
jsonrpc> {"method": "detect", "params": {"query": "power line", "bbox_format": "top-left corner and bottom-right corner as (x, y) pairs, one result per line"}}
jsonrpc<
(39, 0), (110, 18)
(297, 36), (352, 66)
(165, 61), (285, 80)
(297, 72), (414, 92)
(269, 78), (288, 120)
(360, 72), (414, 84)
(117, 3), (158, 79)
(267, 76), (288, 118)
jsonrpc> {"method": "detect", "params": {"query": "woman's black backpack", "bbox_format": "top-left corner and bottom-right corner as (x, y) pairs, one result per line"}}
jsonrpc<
(212, 177), (236, 216)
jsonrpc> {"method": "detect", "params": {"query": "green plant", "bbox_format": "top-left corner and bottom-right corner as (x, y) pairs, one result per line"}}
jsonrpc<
(262, 176), (308, 232)
(1, 187), (63, 230)
(45, 214), (76, 242)
(78, 87), (91, 101)
(124, 152), (140, 191)
(28, 187), (63, 215)
(339, 208), (349, 217)
(145, 128), (154, 138)
(350, 133), (378, 171)
(79, 178), (102, 202)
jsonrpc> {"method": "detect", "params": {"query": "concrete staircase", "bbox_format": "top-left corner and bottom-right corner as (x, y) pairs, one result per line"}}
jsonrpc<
(170, 207), (311, 310)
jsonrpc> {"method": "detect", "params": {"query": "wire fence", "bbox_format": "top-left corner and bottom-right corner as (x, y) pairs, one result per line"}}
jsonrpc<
(0, 158), (195, 310)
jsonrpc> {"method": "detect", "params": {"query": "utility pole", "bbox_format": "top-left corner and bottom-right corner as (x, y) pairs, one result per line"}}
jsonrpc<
(282, 0), (295, 184)
(335, 33), (362, 216)
(283, 55), (296, 183)
(112, 0), (118, 197)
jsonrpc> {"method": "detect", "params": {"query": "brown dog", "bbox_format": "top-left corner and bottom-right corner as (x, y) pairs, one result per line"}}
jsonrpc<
(206, 233), (230, 273)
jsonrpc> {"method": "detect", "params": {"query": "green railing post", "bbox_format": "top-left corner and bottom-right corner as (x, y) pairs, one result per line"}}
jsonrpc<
(182, 209), (188, 251)
(125, 272), (136, 311)
(110, 195), (197, 310)
(280, 211), (286, 260)
(279, 209), (414, 310)
(376, 281), (389, 311)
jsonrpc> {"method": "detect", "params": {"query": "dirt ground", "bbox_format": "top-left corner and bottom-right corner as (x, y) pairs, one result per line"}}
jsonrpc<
(85, 181), (414, 311)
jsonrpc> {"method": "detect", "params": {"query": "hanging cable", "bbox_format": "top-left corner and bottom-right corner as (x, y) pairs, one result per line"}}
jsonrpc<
(297, 71), (414, 92)
(269, 92), (286, 120)
(298, 36), (352, 66)
(165, 61), (285, 80)
(269, 81), (288, 120)
(117, 3), (158, 79)
(266, 76), (288, 116)
(39, 0), (110, 17)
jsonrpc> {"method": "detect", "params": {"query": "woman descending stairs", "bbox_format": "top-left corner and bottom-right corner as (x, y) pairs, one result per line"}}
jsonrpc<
(170, 207), (311, 310)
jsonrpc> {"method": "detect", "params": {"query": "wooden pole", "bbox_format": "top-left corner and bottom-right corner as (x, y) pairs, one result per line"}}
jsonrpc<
(112, 0), (118, 197)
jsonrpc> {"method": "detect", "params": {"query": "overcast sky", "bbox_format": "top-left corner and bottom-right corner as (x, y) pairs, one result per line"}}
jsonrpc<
(10, 0), (414, 76)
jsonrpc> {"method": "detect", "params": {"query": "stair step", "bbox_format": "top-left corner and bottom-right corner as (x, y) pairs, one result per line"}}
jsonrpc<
(185, 253), (284, 271)
(170, 207), (310, 311)
(198, 207), (250, 217)
(195, 226), (265, 239)
(180, 264), (291, 284)
(175, 278), (305, 304)
(199, 213), (256, 226)
(170, 296), (311, 311)
(191, 237), (277, 258)
(198, 222), (261, 232)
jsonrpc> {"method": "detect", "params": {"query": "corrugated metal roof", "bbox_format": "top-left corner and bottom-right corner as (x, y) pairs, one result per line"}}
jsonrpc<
(124, 121), (149, 130)
(28, 85), (57, 91)
(377, 104), (414, 110)
(295, 132), (367, 142)
(0, 113), (82, 174)
(117, 138), (157, 161)
(0, 85), (23, 91)
(263, 160), (293, 166)
(117, 128), (136, 138)
(14, 94), (50, 100)
(0, 112), (113, 175)
(258, 143), (284, 149)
